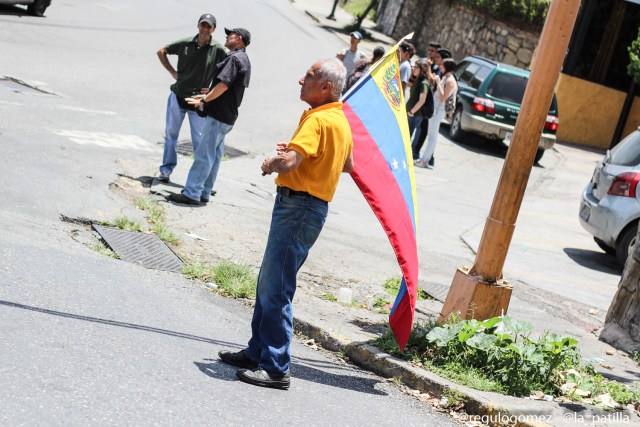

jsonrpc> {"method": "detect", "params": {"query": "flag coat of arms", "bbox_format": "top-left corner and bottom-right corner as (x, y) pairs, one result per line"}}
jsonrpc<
(342, 45), (419, 350)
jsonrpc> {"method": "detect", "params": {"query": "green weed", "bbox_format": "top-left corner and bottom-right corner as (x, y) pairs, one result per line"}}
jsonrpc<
(183, 260), (257, 299)
(112, 216), (142, 232)
(319, 293), (338, 302)
(370, 315), (640, 409)
(89, 242), (120, 259)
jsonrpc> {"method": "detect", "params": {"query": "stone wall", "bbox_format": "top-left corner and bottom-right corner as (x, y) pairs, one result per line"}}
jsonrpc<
(376, 0), (540, 69)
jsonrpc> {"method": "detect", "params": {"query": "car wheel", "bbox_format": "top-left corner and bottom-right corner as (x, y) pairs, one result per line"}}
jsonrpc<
(616, 224), (638, 267)
(534, 148), (544, 164)
(449, 107), (465, 141)
(594, 237), (616, 255)
(27, 0), (48, 16)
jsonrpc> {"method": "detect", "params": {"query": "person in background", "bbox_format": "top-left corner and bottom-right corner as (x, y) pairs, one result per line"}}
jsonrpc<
(336, 31), (367, 82)
(344, 45), (385, 92)
(414, 47), (452, 164)
(167, 27), (252, 205)
(157, 13), (226, 183)
(398, 41), (414, 97)
(217, 58), (354, 390)
(406, 58), (435, 157)
(415, 57), (458, 169)
(426, 41), (441, 74)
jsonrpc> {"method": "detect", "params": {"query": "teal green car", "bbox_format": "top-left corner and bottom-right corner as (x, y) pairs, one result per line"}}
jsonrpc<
(449, 56), (559, 163)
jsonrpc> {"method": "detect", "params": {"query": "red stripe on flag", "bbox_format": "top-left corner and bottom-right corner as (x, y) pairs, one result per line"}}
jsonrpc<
(344, 103), (418, 350)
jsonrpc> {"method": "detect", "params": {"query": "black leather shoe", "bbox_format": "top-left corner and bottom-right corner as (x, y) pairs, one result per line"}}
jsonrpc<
(200, 198), (209, 204)
(167, 193), (200, 206)
(218, 349), (258, 370)
(236, 368), (290, 390)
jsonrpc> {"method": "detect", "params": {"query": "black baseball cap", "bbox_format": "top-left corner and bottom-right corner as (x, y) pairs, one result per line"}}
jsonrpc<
(224, 27), (251, 46)
(198, 13), (216, 27)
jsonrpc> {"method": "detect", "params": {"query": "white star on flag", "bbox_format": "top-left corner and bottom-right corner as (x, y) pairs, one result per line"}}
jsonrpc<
(391, 158), (399, 170)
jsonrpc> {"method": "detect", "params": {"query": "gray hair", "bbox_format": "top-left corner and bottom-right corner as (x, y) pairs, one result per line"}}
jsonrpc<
(316, 58), (346, 98)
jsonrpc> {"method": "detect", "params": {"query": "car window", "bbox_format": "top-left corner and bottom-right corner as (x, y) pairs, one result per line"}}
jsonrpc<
(454, 62), (471, 82)
(486, 72), (528, 104)
(469, 66), (491, 89)
(458, 63), (478, 84)
(610, 131), (640, 166)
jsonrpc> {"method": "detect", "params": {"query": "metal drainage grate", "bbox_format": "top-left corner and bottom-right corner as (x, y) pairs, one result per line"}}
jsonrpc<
(176, 140), (247, 158)
(419, 281), (450, 302)
(92, 224), (183, 273)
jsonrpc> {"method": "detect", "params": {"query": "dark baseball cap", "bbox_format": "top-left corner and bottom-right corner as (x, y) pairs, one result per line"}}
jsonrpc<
(198, 13), (216, 27)
(224, 27), (251, 46)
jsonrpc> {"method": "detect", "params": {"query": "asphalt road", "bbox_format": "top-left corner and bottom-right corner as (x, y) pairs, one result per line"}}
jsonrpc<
(0, 0), (459, 425)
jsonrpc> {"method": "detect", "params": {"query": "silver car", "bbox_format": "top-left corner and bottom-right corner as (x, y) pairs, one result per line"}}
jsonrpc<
(579, 128), (640, 266)
(0, 0), (50, 16)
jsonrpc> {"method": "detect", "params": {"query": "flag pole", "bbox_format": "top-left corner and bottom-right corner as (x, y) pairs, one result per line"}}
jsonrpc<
(439, 0), (582, 322)
(341, 32), (414, 100)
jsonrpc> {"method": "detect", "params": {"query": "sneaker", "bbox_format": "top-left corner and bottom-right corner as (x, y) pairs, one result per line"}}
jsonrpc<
(414, 160), (428, 168)
(167, 193), (200, 206)
(218, 349), (258, 370)
(158, 172), (171, 183)
(236, 368), (290, 390)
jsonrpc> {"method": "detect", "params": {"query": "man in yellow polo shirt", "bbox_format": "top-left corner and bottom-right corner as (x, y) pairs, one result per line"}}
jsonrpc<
(218, 58), (354, 389)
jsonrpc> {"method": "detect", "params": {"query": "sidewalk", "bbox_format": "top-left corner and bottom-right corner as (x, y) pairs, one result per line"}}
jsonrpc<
(121, 1), (640, 425)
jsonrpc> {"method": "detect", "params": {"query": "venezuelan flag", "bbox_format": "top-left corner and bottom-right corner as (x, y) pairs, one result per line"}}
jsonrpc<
(342, 45), (419, 350)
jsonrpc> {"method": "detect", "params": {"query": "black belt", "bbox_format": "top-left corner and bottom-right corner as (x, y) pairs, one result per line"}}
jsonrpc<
(276, 186), (313, 198)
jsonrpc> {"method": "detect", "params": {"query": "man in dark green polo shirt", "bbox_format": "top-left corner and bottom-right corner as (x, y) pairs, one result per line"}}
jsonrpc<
(157, 13), (226, 183)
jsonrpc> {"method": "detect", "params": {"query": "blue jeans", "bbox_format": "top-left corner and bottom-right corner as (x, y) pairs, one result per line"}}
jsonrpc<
(182, 116), (233, 201)
(159, 92), (204, 176)
(244, 191), (328, 374)
(407, 114), (423, 140)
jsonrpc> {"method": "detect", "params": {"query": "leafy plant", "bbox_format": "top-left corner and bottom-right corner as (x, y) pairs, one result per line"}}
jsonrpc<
(371, 315), (640, 409)
(373, 297), (391, 313)
(629, 29), (640, 84)
(446, 0), (550, 27)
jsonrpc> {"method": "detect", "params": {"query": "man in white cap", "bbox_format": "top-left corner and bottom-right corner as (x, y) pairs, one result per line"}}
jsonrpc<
(336, 31), (366, 84)
(157, 13), (226, 183)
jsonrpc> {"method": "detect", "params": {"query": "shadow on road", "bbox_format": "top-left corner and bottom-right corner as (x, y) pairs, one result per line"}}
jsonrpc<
(440, 125), (545, 167)
(196, 357), (388, 395)
(0, 5), (27, 16)
(0, 299), (234, 346)
(563, 248), (622, 275)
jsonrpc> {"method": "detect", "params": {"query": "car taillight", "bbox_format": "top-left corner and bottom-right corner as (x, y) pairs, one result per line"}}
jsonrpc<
(608, 172), (640, 197)
(544, 115), (559, 132)
(472, 97), (495, 115)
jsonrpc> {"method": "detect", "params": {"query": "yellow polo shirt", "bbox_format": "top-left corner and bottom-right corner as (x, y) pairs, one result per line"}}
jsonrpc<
(275, 102), (353, 202)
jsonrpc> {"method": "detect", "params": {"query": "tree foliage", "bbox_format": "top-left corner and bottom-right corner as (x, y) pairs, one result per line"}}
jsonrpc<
(629, 29), (640, 84)
(447, 0), (550, 27)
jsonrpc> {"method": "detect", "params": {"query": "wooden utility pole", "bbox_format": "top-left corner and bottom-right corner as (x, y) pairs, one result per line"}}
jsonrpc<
(440, 0), (583, 322)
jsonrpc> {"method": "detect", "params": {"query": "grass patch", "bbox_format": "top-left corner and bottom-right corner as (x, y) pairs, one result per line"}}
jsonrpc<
(183, 260), (257, 299)
(135, 197), (180, 245)
(373, 297), (391, 314)
(342, 0), (376, 20)
(89, 242), (120, 259)
(319, 293), (338, 302)
(371, 315), (640, 410)
(383, 277), (435, 301)
(113, 216), (142, 232)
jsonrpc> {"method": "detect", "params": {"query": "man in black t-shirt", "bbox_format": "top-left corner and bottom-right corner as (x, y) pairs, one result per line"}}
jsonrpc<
(157, 13), (226, 183)
(168, 27), (252, 206)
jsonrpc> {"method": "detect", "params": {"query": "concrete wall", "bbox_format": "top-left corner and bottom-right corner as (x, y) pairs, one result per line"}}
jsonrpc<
(377, 0), (539, 69)
(556, 74), (640, 148)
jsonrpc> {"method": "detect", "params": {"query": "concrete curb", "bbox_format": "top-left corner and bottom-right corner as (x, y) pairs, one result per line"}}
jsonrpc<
(293, 315), (638, 427)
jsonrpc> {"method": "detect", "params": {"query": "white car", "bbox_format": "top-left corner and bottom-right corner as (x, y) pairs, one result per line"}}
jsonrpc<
(0, 0), (50, 16)
(579, 128), (640, 266)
